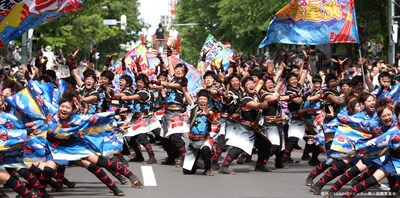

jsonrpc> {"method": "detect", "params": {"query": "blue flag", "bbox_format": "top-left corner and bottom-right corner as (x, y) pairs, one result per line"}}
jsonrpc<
(259, 0), (359, 48)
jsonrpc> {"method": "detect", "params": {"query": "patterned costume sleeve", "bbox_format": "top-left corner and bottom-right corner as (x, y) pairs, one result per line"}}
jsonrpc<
(28, 80), (59, 117)
(79, 112), (115, 136)
(337, 112), (376, 133)
(0, 112), (28, 148)
(0, 129), (28, 148)
(5, 88), (47, 121)
(356, 126), (398, 158)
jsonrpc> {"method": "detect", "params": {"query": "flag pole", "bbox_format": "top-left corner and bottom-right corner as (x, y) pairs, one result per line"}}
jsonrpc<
(358, 45), (367, 90)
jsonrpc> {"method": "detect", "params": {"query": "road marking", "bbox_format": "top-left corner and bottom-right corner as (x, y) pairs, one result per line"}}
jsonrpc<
(379, 183), (390, 191)
(141, 166), (157, 186)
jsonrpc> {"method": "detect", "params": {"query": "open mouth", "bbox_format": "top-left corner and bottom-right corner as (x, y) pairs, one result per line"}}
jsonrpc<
(369, 106), (375, 112)
(59, 111), (69, 119)
(384, 119), (392, 125)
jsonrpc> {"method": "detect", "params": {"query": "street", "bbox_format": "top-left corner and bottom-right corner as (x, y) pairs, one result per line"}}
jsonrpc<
(3, 141), (393, 198)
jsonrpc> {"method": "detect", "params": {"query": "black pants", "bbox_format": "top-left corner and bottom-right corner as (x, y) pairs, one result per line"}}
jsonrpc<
(254, 132), (272, 165)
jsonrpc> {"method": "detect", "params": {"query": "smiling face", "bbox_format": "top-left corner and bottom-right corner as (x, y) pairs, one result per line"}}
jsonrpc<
(364, 95), (376, 116)
(2, 88), (12, 97)
(341, 84), (350, 95)
(136, 80), (144, 90)
(84, 76), (95, 90)
(313, 82), (321, 91)
(174, 67), (184, 78)
(230, 77), (240, 90)
(197, 96), (209, 109)
(120, 79), (127, 90)
(244, 80), (256, 94)
(100, 76), (110, 86)
(380, 108), (393, 126)
(264, 79), (274, 92)
(288, 76), (298, 87)
(59, 101), (73, 120)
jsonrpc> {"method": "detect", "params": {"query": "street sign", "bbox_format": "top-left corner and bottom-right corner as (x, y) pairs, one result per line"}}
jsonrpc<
(103, 19), (118, 26)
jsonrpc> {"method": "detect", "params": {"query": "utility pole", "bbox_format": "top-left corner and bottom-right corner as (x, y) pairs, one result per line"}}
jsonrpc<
(389, 0), (396, 64)
(21, 32), (28, 65)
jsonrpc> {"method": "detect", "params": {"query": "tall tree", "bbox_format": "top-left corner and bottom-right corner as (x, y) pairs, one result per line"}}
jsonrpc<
(175, 0), (221, 64)
(34, 0), (143, 62)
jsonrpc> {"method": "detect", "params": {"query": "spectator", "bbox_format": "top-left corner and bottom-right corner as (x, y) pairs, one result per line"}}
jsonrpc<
(43, 46), (57, 70)
(167, 26), (179, 49)
(154, 23), (165, 53)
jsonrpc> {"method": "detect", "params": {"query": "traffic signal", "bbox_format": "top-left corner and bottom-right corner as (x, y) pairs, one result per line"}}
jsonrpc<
(121, 15), (127, 30)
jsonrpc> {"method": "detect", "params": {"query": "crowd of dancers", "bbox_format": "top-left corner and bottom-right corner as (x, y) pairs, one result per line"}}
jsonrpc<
(1, 45), (400, 198)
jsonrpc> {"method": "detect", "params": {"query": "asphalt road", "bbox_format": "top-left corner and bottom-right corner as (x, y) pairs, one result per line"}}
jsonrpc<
(3, 141), (395, 198)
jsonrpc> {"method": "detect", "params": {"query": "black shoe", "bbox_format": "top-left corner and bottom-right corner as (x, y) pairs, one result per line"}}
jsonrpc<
(112, 188), (125, 196)
(301, 153), (311, 161)
(63, 179), (76, 188)
(118, 155), (129, 167)
(37, 190), (54, 198)
(293, 144), (302, 150)
(275, 161), (289, 169)
(51, 182), (63, 192)
(116, 175), (129, 185)
(283, 157), (298, 164)
(145, 157), (158, 164)
(254, 166), (273, 172)
(129, 156), (144, 162)
(218, 167), (235, 174)
(311, 184), (322, 195)
(237, 155), (245, 164)
(327, 190), (335, 198)
(211, 162), (220, 171)
(244, 157), (253, 163)
(175, 157), (183, 167)
(131, 179), (143, 189)
(160, 157), (175, 165)
(203, 169), (214, 176)
(305, 176), (313, 186)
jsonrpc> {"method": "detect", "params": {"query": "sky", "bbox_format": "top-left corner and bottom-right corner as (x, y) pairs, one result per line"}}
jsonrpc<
(138, 0), (170, 35)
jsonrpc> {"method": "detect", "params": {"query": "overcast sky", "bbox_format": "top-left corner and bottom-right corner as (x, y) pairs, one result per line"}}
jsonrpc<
(138, 0), (169, 33)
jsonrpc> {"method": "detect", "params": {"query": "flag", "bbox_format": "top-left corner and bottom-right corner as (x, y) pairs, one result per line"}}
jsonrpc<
(114, 44), (149, 74)
(198, 34), (233, 70)
(259, 0), (359, 48)
(110, 44), (150, 92)
(0, 0), (83, 46)
(171, 56), (202, 96)
(5, 88), (46, 121)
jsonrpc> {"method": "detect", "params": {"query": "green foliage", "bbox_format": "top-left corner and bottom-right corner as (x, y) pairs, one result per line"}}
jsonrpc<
(34, 0), (143, 62)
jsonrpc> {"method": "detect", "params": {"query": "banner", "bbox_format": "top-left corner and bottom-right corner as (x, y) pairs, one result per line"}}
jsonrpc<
(111, 44), (151, 92)
(198, 34), (233, 71)
(0, 0), (83, 46)
(259, 0), (359, 48)
(171, 56), (202, 96)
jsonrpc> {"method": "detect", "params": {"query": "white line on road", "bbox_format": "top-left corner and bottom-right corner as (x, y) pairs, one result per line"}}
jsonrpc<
(379, 183), (390, 191)
(141, 166), (157, 186)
